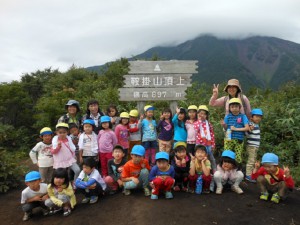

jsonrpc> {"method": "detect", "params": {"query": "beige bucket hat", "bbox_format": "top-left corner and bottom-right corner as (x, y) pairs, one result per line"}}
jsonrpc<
(224, 79), (242, 92)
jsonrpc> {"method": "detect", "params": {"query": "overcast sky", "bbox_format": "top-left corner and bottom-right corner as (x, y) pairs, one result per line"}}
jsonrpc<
(1, 0), (300, 82)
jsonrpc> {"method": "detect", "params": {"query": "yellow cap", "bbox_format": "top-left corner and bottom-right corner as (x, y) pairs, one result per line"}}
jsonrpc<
(198, 105), (209, 112)
(56, 123), (69, 129)
(129, 109), (139, 117)
(40, 127), (53, 136)
(228, 98), (242, 105)
(120, 112), (130, 118)
(144, 105), (155, 112)
(188, 105), (198, 111)
(174, 141), (187, 149)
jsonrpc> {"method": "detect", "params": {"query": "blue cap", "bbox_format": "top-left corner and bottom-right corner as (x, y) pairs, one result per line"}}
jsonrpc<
(155, 152), (169, 161)
(261, 153), (278, 165)
(25, 171), (41, 182)
(251, 108), (263, 116)
(131, 145), (145, 156)
(100, 116), (111, 123)
(222, 150), (236, 160)
(83, 119), (95, 126)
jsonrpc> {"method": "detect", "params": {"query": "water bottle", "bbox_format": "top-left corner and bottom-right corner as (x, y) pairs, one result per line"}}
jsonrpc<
(209, 177), (215, 192)
(195, 175), (203, 194)
(226, 128), (232, 140)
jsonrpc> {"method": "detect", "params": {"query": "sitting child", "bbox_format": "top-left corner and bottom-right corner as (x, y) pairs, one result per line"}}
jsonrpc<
(214, 150), (244, 194)
(29, 127), (53, 183)
(171, 142), (190, 192)
(45, 168), (76, 217)
(75, 157), (107, 204)
(251, 153), (295, 203)
(105, 145), (127, 194)
(188, 145), (212, 194)
(149, 152), (175, 200)
(21, 171), (49, 221)
(121, 145), (151, 196)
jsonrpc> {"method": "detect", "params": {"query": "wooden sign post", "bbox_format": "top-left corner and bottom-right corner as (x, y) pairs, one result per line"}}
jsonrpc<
(118, 60), (198, 114)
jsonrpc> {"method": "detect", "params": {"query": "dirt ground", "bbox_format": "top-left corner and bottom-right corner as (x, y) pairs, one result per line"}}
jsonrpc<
(0, 181), (299, 225)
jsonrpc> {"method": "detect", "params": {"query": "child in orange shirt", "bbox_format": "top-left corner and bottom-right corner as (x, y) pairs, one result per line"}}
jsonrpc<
(121, 145), (151, 196)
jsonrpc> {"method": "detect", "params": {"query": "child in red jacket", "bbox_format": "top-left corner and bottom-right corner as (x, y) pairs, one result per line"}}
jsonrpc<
(251, 153), (294, 203)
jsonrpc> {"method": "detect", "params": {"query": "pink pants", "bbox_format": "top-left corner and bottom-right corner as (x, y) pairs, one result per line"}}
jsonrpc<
(104, 176), (119, 191)
(152, 177), (175, 195)
(145, 148), (156, 165)
(99, 152), (113, 177)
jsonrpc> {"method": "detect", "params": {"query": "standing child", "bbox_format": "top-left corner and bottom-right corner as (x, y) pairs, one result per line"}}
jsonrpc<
(45, 168), (76, 217)
(75, 158), (107, 204)
(128, 109), (141, 160)
(157, 108), (173, 153)
(21, 171), (49, 221)
(195, 105), (217, 171)
(69, 123), (80, 163)
(189, 145), (212, 194)
(29, 127), (54, 183)
(185, 105), (198, 155)
(140, 105), (158, 166)
(172, 142), (190, 192)
(172, 107), (187, 146)
(245, 109), (263, 182)
(97, 116), (118, 177)
(78, 119), (98, 165)
(222, 98), (250, 163)
(122, 145), (151, 196)
(104, 145), (127, 194)
(51, 123), (80, 186)
(106, 104), (120, 131)
(115, 112), (130, 157)
(251, 153), (294, 203)
(214, 150), (244, 194)
(149, 152), (175, 200)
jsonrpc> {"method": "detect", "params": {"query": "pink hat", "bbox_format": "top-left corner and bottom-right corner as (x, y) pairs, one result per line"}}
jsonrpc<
(224, 79), (242, 92)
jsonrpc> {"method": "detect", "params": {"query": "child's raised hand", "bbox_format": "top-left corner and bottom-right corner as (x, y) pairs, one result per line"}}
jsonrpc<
(213, 84), (219, 95)
(160, 114), (164, 120)
(174, 156), (181, 166)
(176, 107), (180, 114)
(201, 157), (207, 163)
(140, 114), (144, 120)
(249, 124), (254, 131)
(57, 141), (62, 148)
(189, 153), (195, 162)
(111, 117), (116, 124)
(283, 166), (290, 178)
(254, 161), (260, 169)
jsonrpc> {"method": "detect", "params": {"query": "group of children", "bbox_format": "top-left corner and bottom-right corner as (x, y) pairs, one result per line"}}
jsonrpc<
(23, 99), (295, 221)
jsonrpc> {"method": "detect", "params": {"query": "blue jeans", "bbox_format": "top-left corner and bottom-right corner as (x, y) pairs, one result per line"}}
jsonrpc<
(124, 169), (149, 189)
(206, 146), (217, 171)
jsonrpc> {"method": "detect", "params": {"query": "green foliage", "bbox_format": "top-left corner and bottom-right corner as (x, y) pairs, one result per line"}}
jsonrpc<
(0, 150), (27, 193)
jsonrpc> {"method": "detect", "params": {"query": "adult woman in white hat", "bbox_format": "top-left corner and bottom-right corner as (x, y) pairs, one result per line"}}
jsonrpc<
(209, 79), (251, 118)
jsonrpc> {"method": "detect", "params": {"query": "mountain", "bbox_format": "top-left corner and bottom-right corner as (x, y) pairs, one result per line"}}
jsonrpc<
(87, 35), (300, 90)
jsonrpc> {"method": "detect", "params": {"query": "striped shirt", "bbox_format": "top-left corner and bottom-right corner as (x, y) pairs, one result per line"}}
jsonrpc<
(246, 122), (260, 147)
(224, 113), (249, 140)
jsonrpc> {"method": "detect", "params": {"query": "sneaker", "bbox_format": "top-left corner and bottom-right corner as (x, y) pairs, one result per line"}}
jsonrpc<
(151, 194), (158, 200)
(42, 208), (49, 216)
(144, 187), (151, 197)
(49, 207), (62, 215)
(245, 175), (257, 183)
(260, 192), (269, 201)
(188, 188), (195, 194)
(109, 190), (117, 195)
(81, 197), (90, 204)
(22, 212), (32, 221)
(231, 185), (244, 194)
(216, 187), (223, 194)
(63, 208), (71, 217)
(181, 187), (188, 192)
(165, 191), (173, 199)
(271, 193), (280, 204)
(173, 185), (180, 192)
(202, 188), (210, 194)
(123, 189), (131, 196)
(90, 196), (98, 204)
